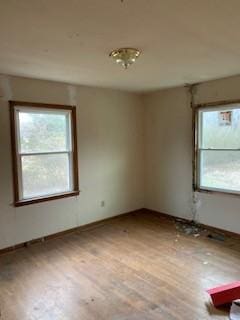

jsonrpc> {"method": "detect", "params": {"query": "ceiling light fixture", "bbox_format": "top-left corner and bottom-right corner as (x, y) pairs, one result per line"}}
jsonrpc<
(109, 48), (141, 69)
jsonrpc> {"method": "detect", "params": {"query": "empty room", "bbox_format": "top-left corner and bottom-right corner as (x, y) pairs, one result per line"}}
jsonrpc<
(1, 1), (240, 319)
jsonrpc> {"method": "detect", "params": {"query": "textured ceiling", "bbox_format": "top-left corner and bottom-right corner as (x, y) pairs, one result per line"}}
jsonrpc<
(1, 0), (240, 92)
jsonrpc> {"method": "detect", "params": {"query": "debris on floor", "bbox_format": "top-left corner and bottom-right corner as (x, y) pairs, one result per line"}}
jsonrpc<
(175, 218), (205, 236)
(230, 300), (240, 320)
(207, 233), (225, 242)
(174, 217), (227, 243)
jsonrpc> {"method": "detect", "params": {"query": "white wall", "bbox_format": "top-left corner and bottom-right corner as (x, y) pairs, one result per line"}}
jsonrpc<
(1, 73), (240, 250)
(144, 75), (240, 234)
(144, 87), (193, 220)
(0, 75), (144, 250)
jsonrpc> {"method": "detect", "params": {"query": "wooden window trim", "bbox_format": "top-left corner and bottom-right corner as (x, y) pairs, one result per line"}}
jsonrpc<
(9, 101), (80, 207)
(193, 98), (240, 197)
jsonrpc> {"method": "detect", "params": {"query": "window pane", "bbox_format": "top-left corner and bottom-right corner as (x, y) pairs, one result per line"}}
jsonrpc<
(19, 111), (70, 153)
(200, 150), (240, 191)
(21, 153), (71, 198)
(200, 107), (240, 149)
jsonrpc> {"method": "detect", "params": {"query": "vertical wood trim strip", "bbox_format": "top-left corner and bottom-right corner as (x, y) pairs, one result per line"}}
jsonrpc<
(9, 102), (20, 204)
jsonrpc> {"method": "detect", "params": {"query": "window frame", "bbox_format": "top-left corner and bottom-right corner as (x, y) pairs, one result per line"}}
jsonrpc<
(193, 99), (240, 197)
(9, 101), (80, 207)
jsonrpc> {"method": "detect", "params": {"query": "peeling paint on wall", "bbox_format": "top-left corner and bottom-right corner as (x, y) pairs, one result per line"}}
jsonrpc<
(191, 191), (201, 222)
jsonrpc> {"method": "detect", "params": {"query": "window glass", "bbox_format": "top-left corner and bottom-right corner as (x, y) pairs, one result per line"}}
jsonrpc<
(200, 150), (240, 191)
(18, 111), (70, 153)
(21, 153), (71, 198)
(201, 107), (240, 149)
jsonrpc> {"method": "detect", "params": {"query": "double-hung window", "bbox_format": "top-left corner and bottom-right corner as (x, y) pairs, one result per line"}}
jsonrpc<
(195, 102), (240, 195)
(10, 101), (79, 206)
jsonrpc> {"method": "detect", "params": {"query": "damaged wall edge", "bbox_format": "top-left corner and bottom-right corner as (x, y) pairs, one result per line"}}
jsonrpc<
(145, 208), (240, 240)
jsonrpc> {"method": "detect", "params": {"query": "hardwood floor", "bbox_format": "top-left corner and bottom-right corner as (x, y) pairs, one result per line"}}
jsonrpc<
(0, 210), (240, 320)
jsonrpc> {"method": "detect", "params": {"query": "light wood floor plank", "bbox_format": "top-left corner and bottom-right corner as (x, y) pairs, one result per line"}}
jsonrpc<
(0, 210), (240, 319)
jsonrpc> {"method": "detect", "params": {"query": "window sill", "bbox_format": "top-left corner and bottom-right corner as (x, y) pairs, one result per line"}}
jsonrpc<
(14, 191), (80, 207)
(194, 187), (240, 198)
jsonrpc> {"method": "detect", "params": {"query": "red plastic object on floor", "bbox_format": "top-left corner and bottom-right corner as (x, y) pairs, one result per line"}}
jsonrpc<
(207, 282), (240, 307)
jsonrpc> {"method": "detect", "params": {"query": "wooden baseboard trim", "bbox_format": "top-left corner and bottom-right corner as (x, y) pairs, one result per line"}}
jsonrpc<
(0, 209), (143, 256)
(1, 208), (239, 256)
(145, 208), (240, 240)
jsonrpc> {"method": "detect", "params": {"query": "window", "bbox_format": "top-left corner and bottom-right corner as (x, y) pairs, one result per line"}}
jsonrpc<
(10, 101), (79, 206)
(194, 101), (240, 195)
